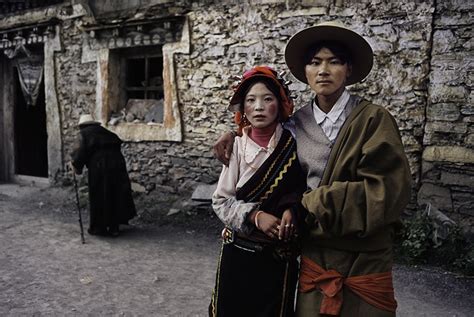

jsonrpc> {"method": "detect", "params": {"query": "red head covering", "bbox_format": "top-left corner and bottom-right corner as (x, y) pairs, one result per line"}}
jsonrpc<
(228, 66), (294, 133)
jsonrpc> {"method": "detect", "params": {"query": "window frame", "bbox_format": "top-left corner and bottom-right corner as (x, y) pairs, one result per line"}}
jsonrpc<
(87, 17), (189, 143)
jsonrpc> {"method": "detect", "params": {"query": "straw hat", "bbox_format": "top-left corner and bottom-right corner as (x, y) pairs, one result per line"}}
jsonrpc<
(284, 21), (373, 86)
(78, 114), (100, 126)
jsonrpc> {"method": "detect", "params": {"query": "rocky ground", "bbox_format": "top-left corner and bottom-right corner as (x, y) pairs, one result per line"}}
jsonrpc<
(0, 183), (473, 316)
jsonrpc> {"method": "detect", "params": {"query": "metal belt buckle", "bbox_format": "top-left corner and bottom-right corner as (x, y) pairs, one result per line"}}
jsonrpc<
(222, 227), (234, 245)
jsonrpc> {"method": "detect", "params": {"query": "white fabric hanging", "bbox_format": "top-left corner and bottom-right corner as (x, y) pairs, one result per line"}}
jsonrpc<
(4, 44), (44, 107)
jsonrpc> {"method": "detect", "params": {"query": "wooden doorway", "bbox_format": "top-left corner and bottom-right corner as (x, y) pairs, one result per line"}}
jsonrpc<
(13, 66), (48, 178)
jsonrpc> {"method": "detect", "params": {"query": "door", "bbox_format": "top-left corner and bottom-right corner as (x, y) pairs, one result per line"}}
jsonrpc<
(13, 67), (48, 177)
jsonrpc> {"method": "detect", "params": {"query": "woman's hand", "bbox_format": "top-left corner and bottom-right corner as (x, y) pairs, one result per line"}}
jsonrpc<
(255, 211), (281, 240)
(213, 131), (235, 166)
(278, 209), (295, 242)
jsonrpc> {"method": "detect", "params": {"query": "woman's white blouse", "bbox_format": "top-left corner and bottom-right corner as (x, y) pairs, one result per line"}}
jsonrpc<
(212, 124), (283, 234)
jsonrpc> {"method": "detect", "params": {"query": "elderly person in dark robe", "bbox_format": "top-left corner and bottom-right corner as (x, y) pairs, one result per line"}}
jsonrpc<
(71, 114), (136, 237)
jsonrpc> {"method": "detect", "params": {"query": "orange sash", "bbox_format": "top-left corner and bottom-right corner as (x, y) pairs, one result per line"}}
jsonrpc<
(299, 256), (397, 316)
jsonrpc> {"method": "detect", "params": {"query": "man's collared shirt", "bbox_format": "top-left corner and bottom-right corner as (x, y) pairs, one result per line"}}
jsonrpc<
(312, 89), (350, 142)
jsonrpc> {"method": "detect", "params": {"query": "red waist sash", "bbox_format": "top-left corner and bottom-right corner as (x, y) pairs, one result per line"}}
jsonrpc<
(299, 256), (397, 315)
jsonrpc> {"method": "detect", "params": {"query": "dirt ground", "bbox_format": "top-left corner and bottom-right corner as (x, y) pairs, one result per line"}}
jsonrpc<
(0, 183), (473, 316)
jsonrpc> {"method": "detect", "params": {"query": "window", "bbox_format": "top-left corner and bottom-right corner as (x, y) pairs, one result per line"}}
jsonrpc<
(108, 47), (164, 125)
(125, 53), (163, 100)
(90, 17), (189, 142)
(107, 47), (164, 125)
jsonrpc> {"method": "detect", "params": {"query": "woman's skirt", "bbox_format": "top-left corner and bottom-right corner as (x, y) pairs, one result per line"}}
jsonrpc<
(209, 233), (298, 317)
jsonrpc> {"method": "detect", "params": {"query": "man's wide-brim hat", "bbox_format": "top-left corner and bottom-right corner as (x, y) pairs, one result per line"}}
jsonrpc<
(284, 21), (374, 86)
(78, 114), (100, 126)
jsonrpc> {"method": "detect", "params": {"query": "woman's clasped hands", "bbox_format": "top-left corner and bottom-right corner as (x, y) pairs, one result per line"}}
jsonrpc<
(253, 209), (296, 242)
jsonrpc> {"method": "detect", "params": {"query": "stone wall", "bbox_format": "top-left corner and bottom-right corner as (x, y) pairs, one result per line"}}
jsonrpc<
(419, 0), (474, 223)
(56, 18), (98, 163)
(39, 1), (473, 220)
(177, 0), (434, 208)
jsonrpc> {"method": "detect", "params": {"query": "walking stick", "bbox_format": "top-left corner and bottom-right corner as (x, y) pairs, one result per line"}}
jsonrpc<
(72, 170), (86, 244)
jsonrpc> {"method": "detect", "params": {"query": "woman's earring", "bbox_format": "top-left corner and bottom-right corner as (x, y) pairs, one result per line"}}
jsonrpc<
(242, 113), (248, 125)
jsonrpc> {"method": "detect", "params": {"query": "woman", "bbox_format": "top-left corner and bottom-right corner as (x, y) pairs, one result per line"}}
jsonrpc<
(214, 22), (412, 316)
(209, 66), (306, 317)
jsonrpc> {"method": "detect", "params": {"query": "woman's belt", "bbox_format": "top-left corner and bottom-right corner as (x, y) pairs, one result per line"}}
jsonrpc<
(299, 255), (397, 315)
(222, 227), (270, 252)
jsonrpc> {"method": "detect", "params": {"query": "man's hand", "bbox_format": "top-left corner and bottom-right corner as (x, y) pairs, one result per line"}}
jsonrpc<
(213, 131), (235, 166)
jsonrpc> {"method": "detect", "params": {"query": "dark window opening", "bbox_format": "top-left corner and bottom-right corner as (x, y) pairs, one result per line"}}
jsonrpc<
(109, 47), (164, 125)
(125, 54), (164, 100)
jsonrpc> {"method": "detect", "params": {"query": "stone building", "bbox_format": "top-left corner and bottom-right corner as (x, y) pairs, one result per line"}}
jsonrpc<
(0, 0), (472, 226)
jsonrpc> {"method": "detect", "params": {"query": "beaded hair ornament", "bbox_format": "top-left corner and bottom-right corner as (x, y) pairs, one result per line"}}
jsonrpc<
(228, 66), (295, 134)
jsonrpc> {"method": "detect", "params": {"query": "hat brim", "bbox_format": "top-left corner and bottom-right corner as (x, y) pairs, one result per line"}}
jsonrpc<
(284, 24), (373, 85)
(78, 121), (100, 126)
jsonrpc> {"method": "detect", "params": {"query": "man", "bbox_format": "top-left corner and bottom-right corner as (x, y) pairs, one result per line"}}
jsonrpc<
(71, 114), (136, 237)
(214, 21), (411, 316)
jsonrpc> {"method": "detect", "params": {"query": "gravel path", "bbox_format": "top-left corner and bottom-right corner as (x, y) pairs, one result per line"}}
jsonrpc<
(0, 183), (472, 316)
